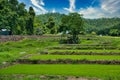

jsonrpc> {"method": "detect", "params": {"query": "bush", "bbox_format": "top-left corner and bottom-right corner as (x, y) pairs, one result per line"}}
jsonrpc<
(59, 36), (80, 44)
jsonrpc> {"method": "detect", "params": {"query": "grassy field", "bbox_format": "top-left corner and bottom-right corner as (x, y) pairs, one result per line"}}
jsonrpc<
(27, 55), (120, 60)
(0, 35), (120, 80)
(0, 38), (59, 65)
(0, 64), (120, 80)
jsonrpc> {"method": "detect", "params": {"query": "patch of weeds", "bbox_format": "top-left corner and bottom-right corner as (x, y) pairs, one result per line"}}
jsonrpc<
(0, 47), (11, 52)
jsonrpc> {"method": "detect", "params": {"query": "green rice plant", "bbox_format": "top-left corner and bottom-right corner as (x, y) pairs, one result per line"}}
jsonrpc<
(0, 64), (120, 80)
(26, 55), (120, 61)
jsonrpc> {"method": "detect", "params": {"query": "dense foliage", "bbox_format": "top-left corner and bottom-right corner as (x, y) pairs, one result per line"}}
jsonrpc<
(36, 13), (120, 36)
(97, 23), (120, 36)
(60, 13), (84, 44)
(0, 35), (120, 79)
(0, 0), (120, 36)
(85, 18), (120, 36)
(34, 13), (65, 35)
(0, 0), (35, 35)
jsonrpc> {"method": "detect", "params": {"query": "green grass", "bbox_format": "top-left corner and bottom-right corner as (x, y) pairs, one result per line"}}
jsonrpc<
(27, 55), (120, 60)
(0, 64), (120, 80)
(0, 35), (120, 65)
(49, 49), (120, 53)
(0, 38), (59, 65)
(1, 36), (120, 80)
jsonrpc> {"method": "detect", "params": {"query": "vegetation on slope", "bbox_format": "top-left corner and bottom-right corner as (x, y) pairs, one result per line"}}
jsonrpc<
(0, 37), (59, 65)
(36, 13), (120, 36)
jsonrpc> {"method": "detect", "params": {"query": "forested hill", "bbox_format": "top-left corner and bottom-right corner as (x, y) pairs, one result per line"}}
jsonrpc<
(36, 13), (65, 25)
(36, 13), (120, 34)
(85, 18), (120, 33)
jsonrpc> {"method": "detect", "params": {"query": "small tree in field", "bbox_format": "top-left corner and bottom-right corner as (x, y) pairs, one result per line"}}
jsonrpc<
(60, 13), (84, 44)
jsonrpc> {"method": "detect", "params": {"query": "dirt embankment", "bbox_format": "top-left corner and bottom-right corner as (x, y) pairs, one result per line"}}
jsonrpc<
(16, 59), (120, 65)
(0, 35), (60, 42)
(49, 52), (120, 55)
(0, 75), (101, 80)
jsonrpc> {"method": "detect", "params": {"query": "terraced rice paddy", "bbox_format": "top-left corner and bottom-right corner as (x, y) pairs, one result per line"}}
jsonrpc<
(0, 35), (120, 80)
(27, 55), (120, 60)
(0, 64), (120, 80)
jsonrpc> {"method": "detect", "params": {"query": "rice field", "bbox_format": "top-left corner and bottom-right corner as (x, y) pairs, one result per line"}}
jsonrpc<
(0, 35), (120, 80)
(0, 64), (120, 80)
(26, 55), (120, 60)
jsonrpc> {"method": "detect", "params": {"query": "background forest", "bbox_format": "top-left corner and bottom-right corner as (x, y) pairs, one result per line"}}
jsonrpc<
(0, 0), (120, 36)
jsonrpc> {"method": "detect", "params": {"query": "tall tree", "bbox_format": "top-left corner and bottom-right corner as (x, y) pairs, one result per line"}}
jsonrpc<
(17, 3), (27, 34)
(0, 0), (9, 29)
(60, 13), (84, 44)
(9, 0), (18, 11)
(46, 17), (56, 34)
(26, 6), (35, 35)
(0, 0), (33, 35)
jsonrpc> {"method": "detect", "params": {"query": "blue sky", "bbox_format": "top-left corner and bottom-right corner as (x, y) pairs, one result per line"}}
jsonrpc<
(18, 0), (120, 19)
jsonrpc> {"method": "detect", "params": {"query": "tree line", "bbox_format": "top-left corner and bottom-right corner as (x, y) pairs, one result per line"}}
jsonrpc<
(36, 13), (120, 36)
(0, 0), (120, 36)
(0, 0), (35, 35)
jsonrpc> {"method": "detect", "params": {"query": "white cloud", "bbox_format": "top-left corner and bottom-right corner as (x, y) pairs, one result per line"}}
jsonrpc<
(79, 0), (120, 18)
(64, 0), (76, 12)
(79, 7), (104, 19)
(52, 9), (56, 13)
(32, 7), (41, 14)
(31, 0), (48, 14)
(101, 0), (120, 15)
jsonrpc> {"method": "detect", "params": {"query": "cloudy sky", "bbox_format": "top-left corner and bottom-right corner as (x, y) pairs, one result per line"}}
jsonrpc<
(18, 0), (120, 19)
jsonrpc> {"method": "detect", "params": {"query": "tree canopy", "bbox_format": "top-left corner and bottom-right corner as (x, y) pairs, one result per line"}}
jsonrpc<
(0, 0), (35, 35)
(60, 13), (84, 44)
(0, 0), (120, 36)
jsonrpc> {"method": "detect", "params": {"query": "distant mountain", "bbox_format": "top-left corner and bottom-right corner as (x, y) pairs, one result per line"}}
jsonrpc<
(36, 13), (120, 34)
(84, 18), (120, 33)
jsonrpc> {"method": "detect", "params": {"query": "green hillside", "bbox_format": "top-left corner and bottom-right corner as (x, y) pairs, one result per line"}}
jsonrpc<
(36, 13), (120, 35)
